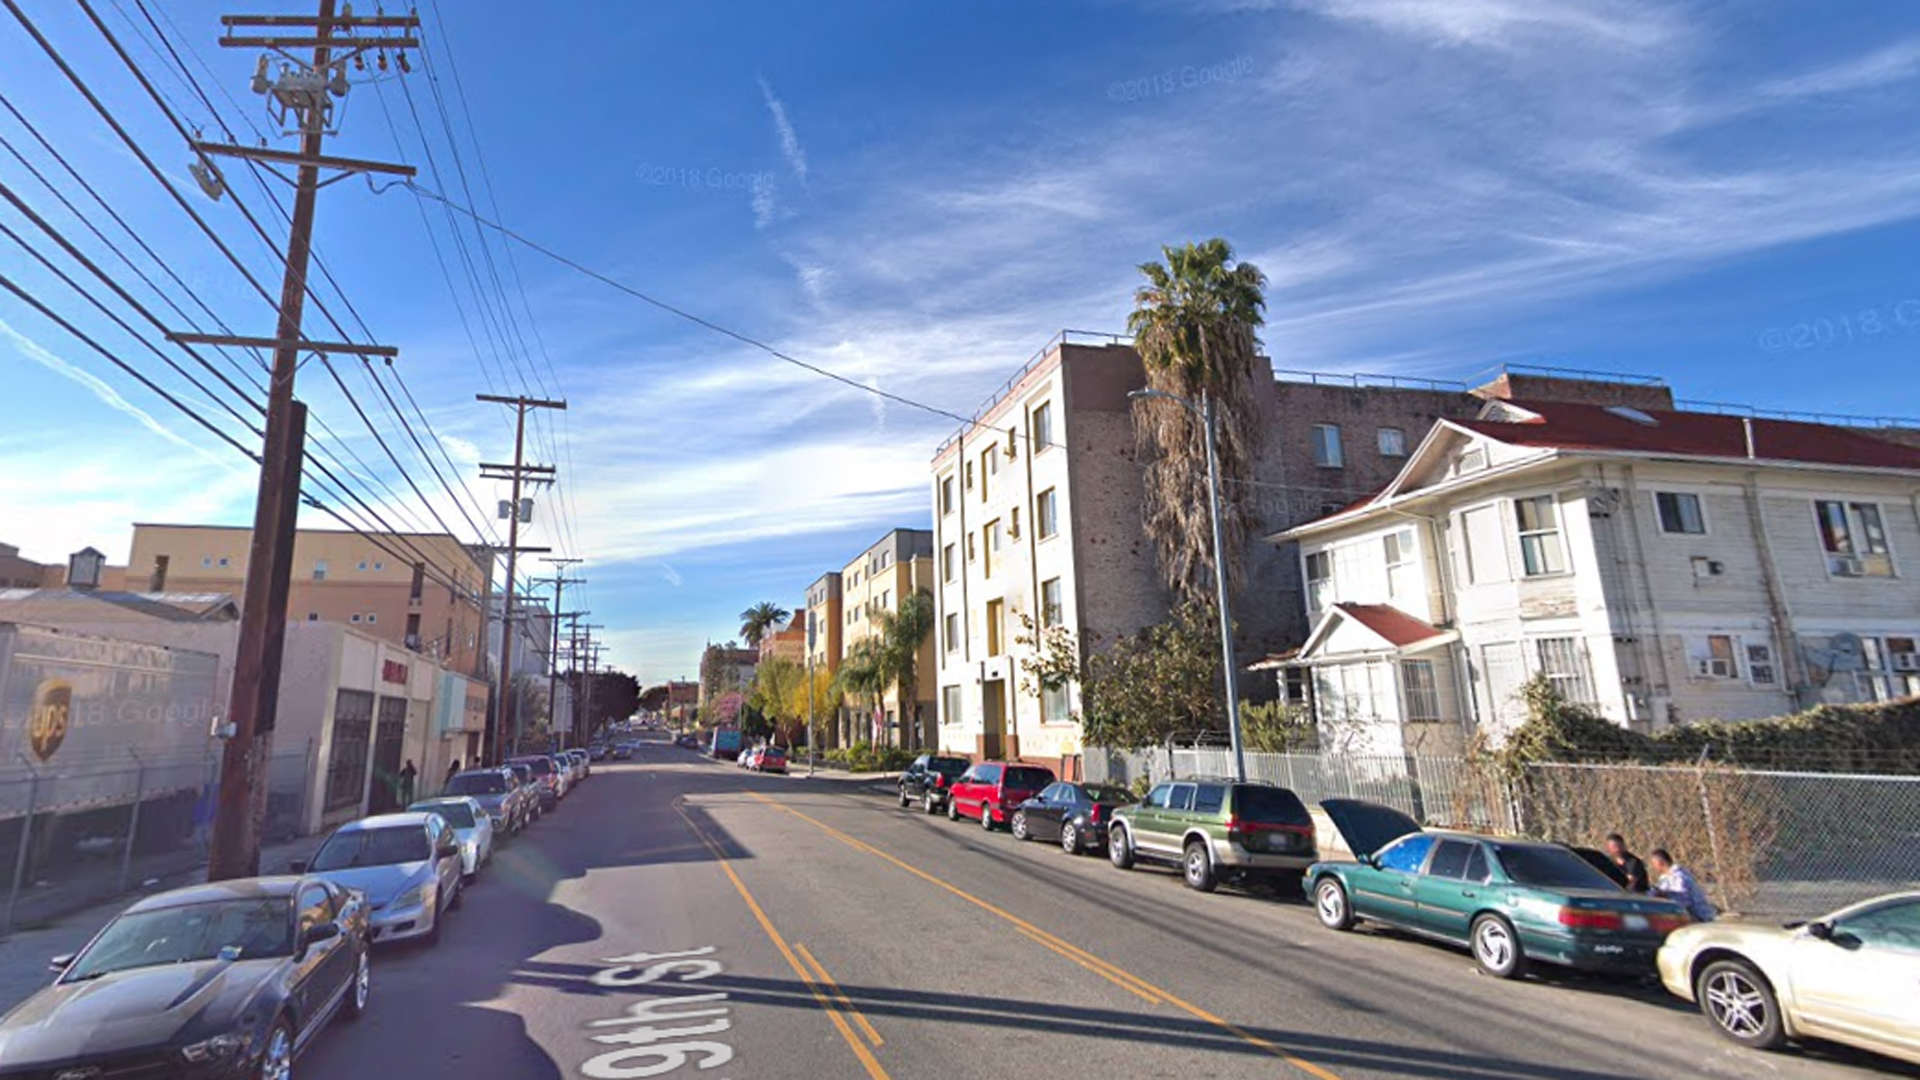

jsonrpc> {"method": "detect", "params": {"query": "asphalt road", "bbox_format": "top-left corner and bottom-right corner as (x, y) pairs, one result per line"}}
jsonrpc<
(297, 734), (1918, 1080)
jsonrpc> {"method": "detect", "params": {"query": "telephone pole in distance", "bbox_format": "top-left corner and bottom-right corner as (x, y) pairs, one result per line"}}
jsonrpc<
(478, 394), (564, 763)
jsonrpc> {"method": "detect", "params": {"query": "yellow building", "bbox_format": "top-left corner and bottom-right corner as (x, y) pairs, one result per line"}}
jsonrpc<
(128, 524), (494, 678)
(837, 529), (936, 749)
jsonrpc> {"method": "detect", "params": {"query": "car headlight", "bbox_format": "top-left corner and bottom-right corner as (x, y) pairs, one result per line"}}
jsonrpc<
(394, 885), (431, 910)
(181, 1033), (247, 1062)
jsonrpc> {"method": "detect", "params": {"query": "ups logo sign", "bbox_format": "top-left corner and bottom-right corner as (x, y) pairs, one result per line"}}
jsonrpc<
(28, 679), (72, 762)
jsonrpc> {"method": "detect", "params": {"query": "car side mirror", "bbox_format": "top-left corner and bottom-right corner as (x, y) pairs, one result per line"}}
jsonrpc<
(48, 953), (75, 973)
(302, 922), (342, 949)
(1804, 921), (1833, 941)
(288, 860), (307, 874)
(438, 841), (459, 858)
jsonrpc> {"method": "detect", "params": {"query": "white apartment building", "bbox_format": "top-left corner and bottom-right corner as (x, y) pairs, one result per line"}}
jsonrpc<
(1278, 398), (1920, 754)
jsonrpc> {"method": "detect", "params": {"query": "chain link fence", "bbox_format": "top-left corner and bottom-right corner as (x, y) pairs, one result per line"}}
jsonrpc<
(1086, 745), (1920, 917)
(0, 741), (317, 934)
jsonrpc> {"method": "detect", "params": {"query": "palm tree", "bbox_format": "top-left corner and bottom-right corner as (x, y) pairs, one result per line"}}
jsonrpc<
(833, 638), (887, 746)
(738, 601), (791, 648)
(874, 590), (936, 750)
(1127, 237), (1268, 604)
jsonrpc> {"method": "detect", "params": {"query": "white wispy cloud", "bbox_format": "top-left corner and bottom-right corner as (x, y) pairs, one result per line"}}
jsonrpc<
(757, 77), (809, 184)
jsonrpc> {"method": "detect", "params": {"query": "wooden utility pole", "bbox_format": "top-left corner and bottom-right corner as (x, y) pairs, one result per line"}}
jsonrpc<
(185, 2), (418, 881)
(478, 394), (564, 763)
(534, 558), (583, 744)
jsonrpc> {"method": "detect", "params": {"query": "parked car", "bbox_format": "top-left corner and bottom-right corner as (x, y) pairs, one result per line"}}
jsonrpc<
(737, 746), (755, 768)
(611, 741), (635, 760)
(443, 767), (526, 835)
(567, 748), (591, 779)
(947, 762), (1056, 830)
(408, 796), (494, 879)
(1109, 778), (1318, 893)
(1012, 782), (1138, 854)
(1309, 799), (1689, 978)
(675, 733), (700, 750)
(295, 811), (465, 946)
(588, 742), (609, 761)
(1656, 890), (1920, 1064)
(511, 755), (564, 808)
(898, 753), (972, 814)
(748, 745), (789, 773)
(505, 761), (547, 818)
(0, 877), (371, 1079)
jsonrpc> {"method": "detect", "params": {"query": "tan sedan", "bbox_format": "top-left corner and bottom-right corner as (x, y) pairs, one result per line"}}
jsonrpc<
(1656, 891), (1920, 1066)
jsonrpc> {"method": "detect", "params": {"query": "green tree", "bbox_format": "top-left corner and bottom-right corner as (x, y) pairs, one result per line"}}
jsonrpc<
(748, 657), (807, 744)
(874, 589), (936, 748)
(834, 638), (888, 744)
(738, 602), (792, 648)
(1080, 601), (1223, 749)
(1127, 238), (1268, 604)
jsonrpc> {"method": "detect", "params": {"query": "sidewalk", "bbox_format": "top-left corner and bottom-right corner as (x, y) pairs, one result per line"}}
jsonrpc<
(0, 833), (320, 1017)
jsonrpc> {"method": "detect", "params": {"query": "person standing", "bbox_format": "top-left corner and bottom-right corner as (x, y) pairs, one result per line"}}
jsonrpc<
(399, 759), (418, 806)
(1649, 848), (1717, 922)
(1605, 832), (1650, 893)
(445, 758), (462, 793)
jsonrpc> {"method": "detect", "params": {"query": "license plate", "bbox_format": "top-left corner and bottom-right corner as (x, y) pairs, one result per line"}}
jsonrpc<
(1267, 834), (1295, 852)
(1623, 914), (1649, 930)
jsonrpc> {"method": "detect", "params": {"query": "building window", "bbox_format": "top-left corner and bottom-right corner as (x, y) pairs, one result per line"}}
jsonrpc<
(357, 560), (368, 571)
(1041, 681), (1071, 723)
(1037, 488), (1058, 540)
(365, 613), (377, 625)
(1815, 500), (1893, 577)
(1311, 424), (1344, 468)
(1041, 577), (1064, 628)
(981, 448), (996, 501)
(984, 520), (1003, 577)
(945, 613), (960, 652)
(217, 556), (230, 568)
(985, 599), (1005, 655)
(307, 612), (319, 621)
(941, 476), (955, 515)
(324, 690), (374, 812)
(941, 685), (962, 725)
(1377, 427), (1406, 457)
(1656, 492), (1706, 535)
(1305, 550), (1333, 615)
(201, 556), (213, 568)
(350, 613), (362, 624)
(1534, 637), (1596, 705)
(372, 561), (384, 571)
(1400, 660), (1441, 721)
(1514, 496), (1566, 576)
(1031, 401), (1054, 451)
(943, 543), (956, 583)
(1384, 529), (1415, 600)
(966, 534), (976, 562)
(1010, 507), (1021, 539)
(1746, 642), (1778, 686)
(313, 559), (329, 582)
(1690, 634), (1739, 679)
(964, 462), (974, 490)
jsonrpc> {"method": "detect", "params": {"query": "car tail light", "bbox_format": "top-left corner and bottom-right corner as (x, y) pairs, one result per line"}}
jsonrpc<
(1648, 913), (1691, 934)
(933, 775), (947, 789)
(1558, 907), (1624, 931)
(1088, 805), (1104, 824)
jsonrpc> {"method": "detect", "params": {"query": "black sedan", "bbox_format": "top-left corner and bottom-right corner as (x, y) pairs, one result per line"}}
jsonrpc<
(0, 877), (370, 1079)
(1011, 781), (1139, 853)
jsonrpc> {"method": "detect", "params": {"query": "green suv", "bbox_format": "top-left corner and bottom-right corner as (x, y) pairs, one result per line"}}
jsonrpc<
(1107, 778), (1318, 892)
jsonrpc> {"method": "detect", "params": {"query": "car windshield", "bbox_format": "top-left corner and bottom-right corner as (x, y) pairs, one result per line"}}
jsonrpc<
(1492, 843), (1622, 889)
(67, 899), (291, 979)
(519, 759), (554, 776)
(417, 802), (475, 828)
(930, 758), (969, 777)
(1082, 785), (1135, 804)
(445, 773), (507, 796)
(1234, 785), (1311, 825)
(311, 825), (430, 870)
(1006, 767), (1053, 788)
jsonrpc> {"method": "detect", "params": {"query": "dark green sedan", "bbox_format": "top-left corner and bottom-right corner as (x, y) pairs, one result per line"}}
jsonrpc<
(1309, 799), (1691, 978)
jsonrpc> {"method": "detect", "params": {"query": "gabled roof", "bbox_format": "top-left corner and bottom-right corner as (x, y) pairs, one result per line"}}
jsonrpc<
(1456, 400), (1920, 470)
(1297, 602), (1455, 662)
(0, 589), (240, 623)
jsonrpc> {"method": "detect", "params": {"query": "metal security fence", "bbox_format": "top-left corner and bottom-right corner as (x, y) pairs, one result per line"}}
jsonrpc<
(0, 742), (317, 934)
(1084, 745), (1920, 917)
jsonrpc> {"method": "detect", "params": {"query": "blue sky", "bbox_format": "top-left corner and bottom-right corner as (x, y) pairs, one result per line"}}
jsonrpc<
(3, 0), (1920, 684)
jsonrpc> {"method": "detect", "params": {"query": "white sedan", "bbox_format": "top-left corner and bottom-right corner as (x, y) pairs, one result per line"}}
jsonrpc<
(1656, 891), (1920, 1066)
(408, 795), (495, 879)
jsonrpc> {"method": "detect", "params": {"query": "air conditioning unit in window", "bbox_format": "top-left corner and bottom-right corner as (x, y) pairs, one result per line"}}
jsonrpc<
(1830, 555), (1866, 577)
(1892, 652), (1920, 673)
(1695, 658), (1733, 678)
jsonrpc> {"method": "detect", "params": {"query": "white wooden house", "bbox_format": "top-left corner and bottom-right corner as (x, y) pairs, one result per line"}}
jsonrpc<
(1274, 399), (1920, 752)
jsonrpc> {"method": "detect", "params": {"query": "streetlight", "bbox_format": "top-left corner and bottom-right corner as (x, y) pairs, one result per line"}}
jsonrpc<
(1127, 386), (1247, 783)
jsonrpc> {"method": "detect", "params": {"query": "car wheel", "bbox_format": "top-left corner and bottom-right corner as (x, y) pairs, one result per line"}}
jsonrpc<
(1183, 840), (1218, 892)
(342, 947), (371, 1021)
(1470, 914), (1525, 979)
(423, 902), (443, 947)
(450, 878), (464, 910)
(947, 798), (960, 822)
(1061, 822), (1081, 855)
(981, 805), (997, 831)
(898, 788), (910, 808)
(1697, 959), (1786, 1050)
(923, 793), (938, 815)
(1108, 825), (1134, 870)
(1012, 811), (1030, 841)
(256, 1018), (293, 1080)
(1314, 877), (1355, 931)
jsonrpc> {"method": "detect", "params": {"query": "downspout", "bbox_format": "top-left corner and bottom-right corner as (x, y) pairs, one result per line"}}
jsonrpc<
(1744, 468), (1810, 705)
(1619, 465), (1678, 726)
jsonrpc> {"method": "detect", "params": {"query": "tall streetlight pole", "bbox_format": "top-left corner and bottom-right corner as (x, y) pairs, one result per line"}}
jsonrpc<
(1128, 387), (1247, 783)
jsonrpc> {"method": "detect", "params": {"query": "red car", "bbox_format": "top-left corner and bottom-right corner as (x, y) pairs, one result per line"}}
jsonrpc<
(748, 746), (788, 774)
(947, 762), (1056, 831)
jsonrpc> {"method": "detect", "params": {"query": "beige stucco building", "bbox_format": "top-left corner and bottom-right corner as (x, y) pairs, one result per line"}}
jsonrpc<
(836, 529), (936, 749)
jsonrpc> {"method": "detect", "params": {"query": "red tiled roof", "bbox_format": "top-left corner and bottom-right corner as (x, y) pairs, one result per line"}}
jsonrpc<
(1454, 400), (1920, 470)
(1335, 603), (1447, 648)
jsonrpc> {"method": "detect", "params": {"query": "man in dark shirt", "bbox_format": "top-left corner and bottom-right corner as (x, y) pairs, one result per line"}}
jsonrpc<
(1606, 832), (1649, 892)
